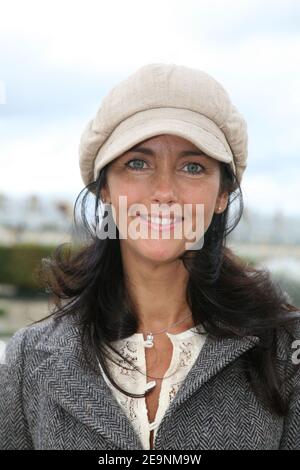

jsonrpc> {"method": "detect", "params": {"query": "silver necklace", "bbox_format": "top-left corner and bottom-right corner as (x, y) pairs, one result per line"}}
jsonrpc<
(142, 311), (193, 348)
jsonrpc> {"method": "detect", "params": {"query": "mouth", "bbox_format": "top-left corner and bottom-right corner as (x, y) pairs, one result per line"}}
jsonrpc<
(136, 212), (184, 231)
(136, 211), (184, 222)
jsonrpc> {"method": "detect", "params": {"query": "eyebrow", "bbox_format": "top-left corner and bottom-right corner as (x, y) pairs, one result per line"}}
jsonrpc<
(127, 145), (208, 158)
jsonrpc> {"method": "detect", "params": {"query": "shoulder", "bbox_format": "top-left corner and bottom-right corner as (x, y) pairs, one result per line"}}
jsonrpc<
(275, 314), (300, 361)
(2, 316), (52, 369)
(2, 313), (81, 369)
(274, 314), (300, 397)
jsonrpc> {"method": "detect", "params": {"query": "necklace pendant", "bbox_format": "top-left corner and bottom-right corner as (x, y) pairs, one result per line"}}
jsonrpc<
(144, 333), (154, 348)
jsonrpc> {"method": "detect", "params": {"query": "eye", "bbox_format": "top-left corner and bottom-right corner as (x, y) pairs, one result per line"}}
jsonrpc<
(182, 162), (205, 175)
(125, 158), (149, 171)
(124, 159), (205, 175)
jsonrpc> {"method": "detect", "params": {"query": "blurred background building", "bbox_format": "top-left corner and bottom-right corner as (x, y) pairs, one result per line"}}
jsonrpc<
(1, 0), (300, 349)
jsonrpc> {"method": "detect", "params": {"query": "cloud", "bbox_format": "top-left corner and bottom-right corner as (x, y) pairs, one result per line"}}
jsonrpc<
(0, 116), (85, 195)
(1, 0), (299, 214)
(242, 173), (300, 216)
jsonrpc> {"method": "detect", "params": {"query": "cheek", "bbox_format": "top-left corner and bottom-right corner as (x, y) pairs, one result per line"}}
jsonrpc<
(109, 183), (148, 222)
(185, 186), (217, 213)
(184, 186), (218, 232)
(112, 175), (148, 200)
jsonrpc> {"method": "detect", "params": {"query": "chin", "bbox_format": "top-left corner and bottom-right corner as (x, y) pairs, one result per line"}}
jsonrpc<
(135, 239), (185, 263)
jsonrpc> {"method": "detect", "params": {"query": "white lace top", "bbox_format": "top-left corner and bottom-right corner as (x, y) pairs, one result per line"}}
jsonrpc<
(97, 325), (207, 450)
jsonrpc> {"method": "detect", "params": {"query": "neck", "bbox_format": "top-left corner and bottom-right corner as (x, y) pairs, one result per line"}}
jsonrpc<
(121, 248), (193, 333)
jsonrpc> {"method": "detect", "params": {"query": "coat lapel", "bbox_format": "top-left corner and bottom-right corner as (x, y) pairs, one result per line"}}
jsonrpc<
(158, 331), (260, 417)
(31, 316), (144, 450)
(31, 315), (260, 450)
(152, 331), (260, 449)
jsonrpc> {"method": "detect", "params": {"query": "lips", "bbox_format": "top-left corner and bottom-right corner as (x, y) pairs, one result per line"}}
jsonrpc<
(136, 213), (184, 233)
(136, 211), (184, 223)
(139, 215), (182, 224)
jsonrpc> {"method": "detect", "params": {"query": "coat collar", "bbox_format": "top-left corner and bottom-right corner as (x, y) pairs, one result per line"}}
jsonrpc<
(31, 314), (260, 450)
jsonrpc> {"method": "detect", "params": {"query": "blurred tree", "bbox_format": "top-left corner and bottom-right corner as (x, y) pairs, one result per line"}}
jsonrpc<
(27, 194), (42, 212)
(54, 200), (73, 220)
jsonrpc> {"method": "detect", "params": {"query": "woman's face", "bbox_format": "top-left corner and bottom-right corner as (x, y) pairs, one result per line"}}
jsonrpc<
(101, 134), (228, 263)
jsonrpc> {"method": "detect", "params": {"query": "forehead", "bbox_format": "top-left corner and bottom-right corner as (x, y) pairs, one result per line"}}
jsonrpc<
(133, 133), (201, 150)
(123, 133), (217, 165)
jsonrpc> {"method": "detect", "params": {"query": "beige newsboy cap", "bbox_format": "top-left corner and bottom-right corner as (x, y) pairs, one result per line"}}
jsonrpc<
(79, 63), (248, 191)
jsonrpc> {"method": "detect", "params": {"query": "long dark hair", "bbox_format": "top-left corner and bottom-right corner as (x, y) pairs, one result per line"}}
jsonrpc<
(32, 160), (300, 416)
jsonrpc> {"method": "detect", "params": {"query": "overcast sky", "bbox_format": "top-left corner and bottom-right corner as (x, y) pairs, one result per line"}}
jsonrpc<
(0, 0), (299, 215)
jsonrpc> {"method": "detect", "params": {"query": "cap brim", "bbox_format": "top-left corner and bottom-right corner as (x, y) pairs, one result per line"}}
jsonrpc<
(95, 108), (235, 180)
(82, 107), (236, 188)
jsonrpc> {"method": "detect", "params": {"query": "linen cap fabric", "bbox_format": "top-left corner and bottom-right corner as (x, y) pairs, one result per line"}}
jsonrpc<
(79, 62), (248, 192)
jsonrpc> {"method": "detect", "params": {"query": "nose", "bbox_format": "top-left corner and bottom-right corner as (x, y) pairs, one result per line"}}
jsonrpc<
(149, 171), (179, 206)
(152, 172), (177, 198)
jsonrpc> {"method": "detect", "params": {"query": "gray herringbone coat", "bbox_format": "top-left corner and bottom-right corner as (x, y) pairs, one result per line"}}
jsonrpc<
(1, 313), (300, 450)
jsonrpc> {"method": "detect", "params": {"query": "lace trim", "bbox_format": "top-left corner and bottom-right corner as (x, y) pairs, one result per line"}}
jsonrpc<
(99, 331), (207, 449)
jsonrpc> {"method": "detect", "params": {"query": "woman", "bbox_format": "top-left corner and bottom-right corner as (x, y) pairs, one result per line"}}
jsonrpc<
(1, 63), (300, 450)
